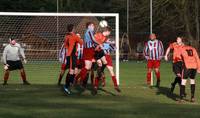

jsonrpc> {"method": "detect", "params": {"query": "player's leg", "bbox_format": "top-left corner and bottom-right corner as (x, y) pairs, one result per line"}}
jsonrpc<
(94, 59), (102, 90)
(64, 56), (76, 94)
(180, 79), (187, 102)
(189, 69), (197, 102)
(154, 60), (161, 87)
(171, 62), (182, 93)
(3, 70), (10, 85)
(19, 68), (30, 85)
(73, 67), (79, 85)
(100, 56), (107, 73)
(15, 60), (30, 85)
(58, 63), (66, 85)
(80, 60), (92, 82)
(107, 65), (121, 92)
(190, 79), (195, 102)
(146, 60), (153, 85)
(80, 48), (94, 83)
(90, 61), (96, 85)
(179, 67), (188, 102)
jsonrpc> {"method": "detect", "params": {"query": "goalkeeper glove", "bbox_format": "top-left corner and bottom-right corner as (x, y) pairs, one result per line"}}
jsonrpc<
(23, 59), (27, 64)
(4, 64), (9, 70)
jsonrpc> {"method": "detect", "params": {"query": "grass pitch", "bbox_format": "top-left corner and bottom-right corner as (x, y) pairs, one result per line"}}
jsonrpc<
(0, 61), (200, 118)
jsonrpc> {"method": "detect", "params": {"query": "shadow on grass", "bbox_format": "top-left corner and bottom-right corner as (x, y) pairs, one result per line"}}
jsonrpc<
(156, 86), (180, 101)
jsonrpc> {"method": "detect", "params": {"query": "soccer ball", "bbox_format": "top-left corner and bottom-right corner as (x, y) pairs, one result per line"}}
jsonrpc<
(99, 20), (108, 28)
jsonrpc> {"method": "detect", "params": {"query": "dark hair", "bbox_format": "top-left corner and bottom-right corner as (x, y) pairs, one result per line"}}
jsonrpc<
(67, 24), (74, 32)
(86, 22), (94, 28)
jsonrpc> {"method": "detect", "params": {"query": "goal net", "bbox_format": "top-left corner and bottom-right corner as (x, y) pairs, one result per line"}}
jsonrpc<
(0, 12), (119, 85)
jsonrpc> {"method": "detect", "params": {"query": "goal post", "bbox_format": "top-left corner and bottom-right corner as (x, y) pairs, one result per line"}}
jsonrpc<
(0, 12), (120, 85)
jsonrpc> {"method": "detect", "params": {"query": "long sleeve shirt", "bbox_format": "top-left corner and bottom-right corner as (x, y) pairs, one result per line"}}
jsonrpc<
(3, 43), (25, 64)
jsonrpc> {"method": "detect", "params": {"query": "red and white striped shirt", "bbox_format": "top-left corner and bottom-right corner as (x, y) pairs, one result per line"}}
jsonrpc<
(143, 39), (164, 60)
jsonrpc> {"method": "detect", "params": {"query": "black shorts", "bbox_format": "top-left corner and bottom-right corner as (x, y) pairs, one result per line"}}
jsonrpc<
(7, 60), (24, 71)
(95, 50), (105, 60)
(66, 55), (77, 70)
(172, 61), (183, 75)
(182, 67), (197, 79)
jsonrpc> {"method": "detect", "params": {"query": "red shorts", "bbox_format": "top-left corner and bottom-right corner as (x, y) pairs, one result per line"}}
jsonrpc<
(83, 48), (95, 61)
(105, 54), (113, 67)
(147, 60), (160, 69)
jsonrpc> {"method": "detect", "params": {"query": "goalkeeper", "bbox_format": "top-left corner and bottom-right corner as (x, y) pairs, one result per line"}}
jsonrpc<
(2, 38), (30, 85)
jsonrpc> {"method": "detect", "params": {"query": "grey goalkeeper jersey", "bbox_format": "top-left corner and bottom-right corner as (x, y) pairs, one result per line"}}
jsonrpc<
(3, 43), (26, 64)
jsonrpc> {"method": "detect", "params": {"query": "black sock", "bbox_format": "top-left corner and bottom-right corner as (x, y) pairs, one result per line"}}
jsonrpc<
(191, 84), (195, 98)
(69, 74), (75, 85)
(101, 64), (107, 72)
(177, 77), (181, 86)
(173, 77), (178, 85)
(180, 85), (185, 99)
(65, 73), (70, 88)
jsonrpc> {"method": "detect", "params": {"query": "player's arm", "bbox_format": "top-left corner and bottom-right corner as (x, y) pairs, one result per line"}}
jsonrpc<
(3, 46), (9, 70)
(143, 42), (149, 60)
(18, 44), (27, 63)
(19, 44), (26, 59)
(164, 46), (171, 61)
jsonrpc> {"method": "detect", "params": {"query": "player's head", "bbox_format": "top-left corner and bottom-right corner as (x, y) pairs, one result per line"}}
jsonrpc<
(67, 24), (75, 33)
(149, 33), (156, 40)
(76, 33), (81, 38)
(176, 37), (184, 45)
(9, 38), (16, 45)
(86, 22), (95, 31)
(102, 26), (112, 36)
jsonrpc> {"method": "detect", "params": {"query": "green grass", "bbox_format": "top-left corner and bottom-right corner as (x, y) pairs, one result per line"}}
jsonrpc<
(0, 61), (200, 118)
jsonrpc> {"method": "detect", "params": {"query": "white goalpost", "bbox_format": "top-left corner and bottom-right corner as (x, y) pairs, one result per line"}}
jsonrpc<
(0, 12), (120, 85)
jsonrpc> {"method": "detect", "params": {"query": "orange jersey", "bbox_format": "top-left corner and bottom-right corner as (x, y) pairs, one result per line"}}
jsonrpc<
(169, 42), (183, 63)
(180, 45), (200, 69)
(64, 33), (83, 56)
(94, 33), (107, 45)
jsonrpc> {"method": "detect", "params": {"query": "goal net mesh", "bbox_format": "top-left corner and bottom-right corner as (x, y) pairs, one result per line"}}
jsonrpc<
(0, 13), (118, 84)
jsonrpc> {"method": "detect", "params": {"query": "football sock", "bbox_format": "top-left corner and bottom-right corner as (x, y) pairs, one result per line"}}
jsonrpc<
(4, 72), (9, 81)
(69, 74), (75, 84)
(80, 68), (88, 81)
(112, 76), (118, 87)
(101, 64), (107, 73)
(94, 77), (99, 88)
(155, 71), (160, 80)
(177, 77), (181, 86)
(147, 72), (151, 83)
(65, 73), (70, 88)
(20, 71), (27, 81)
(180, 85), (185, 99)
(58, 74), (63, 83)
(191, 84), (195, 98)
